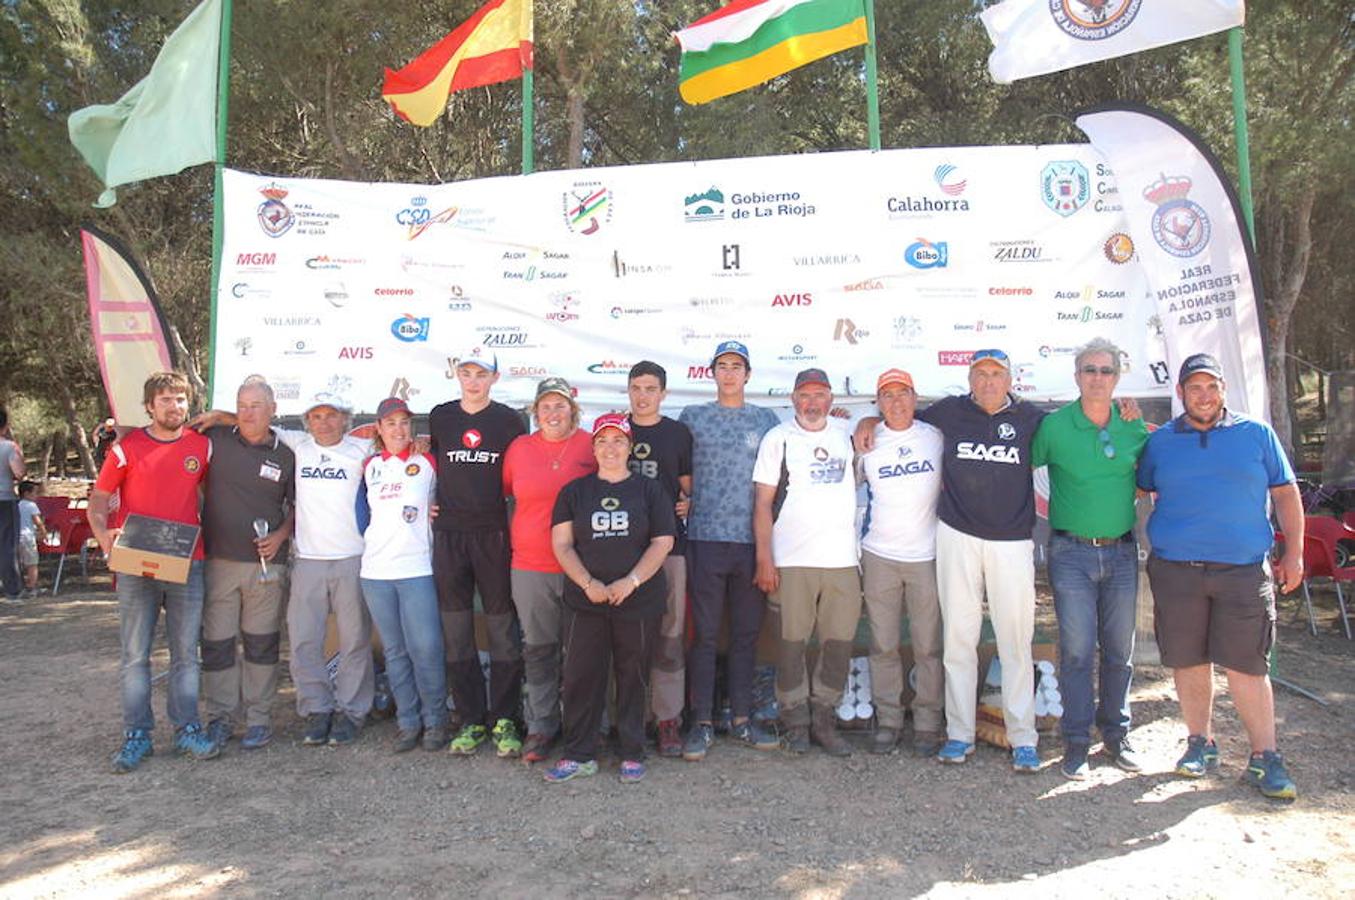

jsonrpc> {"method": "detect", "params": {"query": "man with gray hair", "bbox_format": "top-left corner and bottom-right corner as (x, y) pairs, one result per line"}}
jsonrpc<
(199, 377), (296, 751)
(1031, 338), (1148, 779)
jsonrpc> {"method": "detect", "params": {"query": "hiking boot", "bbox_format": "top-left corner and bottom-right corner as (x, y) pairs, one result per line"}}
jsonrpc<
(656, 719), (683, 758)
(872, 727), (899, 755)
(240, 725), (273, 751)
(328, 715), (360, 746)
(682, 722), (714, 762)
(522, 732), (556, 764)
(543, 758), (598, 784)
(619, 759), (647, 783)
(811, 706), (852, 758)
(449, 723), (487, 755)
(422, 723), (449, 752)
(1104, 735), (1143, 773)
(1012, 745), (1040, 773)
(491, 718), (522, 758)
(1244, 750), (1298, 801)
(175, 723), (222, 761)
(111, 729), (153, 773)
(937, 740), (975, 764)
(205, 717), (233, 749)
(730, 719), (779, 751)
(302, 712), (332, 746)
(1061, 744), (1090, 780)
(1175, 735), (1219, 778)
(912, 731), (944, 758)
(784, 724), (810, 753)
(394, 727), (422, 753)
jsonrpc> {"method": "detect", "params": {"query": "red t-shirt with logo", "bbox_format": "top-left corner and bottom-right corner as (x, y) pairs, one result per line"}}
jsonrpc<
(502, 430), (596, 572)
(94, 428), (211, 559)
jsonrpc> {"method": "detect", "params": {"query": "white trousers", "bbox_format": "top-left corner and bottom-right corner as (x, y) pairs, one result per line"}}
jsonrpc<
(936, 521), (1037, 748)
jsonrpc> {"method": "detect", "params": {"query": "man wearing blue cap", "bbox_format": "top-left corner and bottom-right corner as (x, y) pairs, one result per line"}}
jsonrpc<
(678, 341), (780, 760)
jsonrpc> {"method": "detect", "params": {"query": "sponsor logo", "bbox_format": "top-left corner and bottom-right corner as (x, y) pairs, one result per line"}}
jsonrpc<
(990, 239), (1049, 264)
(792, 251), (861, 267)
(1041, 161), (1090, 217)
(401, 505), (418, 523)
(1150, 361), (1171, 385)
(956, 442), (1021, 463)
(1104, 232), (1136, 264)
(886, 195), (970, 217)
(257, 184), (294, 237)
(313, 376), (352, 409)
(262, 316), (321, 327)
(587, 360), (632, 376)
(833, 319), (868, 344)
(390, 377), (417, 401)
(591, 506), (630, 536)
(878, 459), (936, 478)
(953, 321), (1006, 332)
(391, 314), (430, 342)
(934, 163), (967, 196)
(685, 187), (725, 223)
(400, 255), (463, 274)
(274, 380), (302, 401)
(374, 287), (415, 297)
(324, 283), (349, 308)
(1145, 174), (1212, 257)
(689, 295), (735, 308)
(998, 423), (1016, 440)
(234, 337), (253, 357)
(776, 344), (816, 363)
(687, 365), (714, 381)
(402, 203), (495, 240)
(610, 305), (661, 319)
(713, 190), (816, 220)
(476, 325), (538, 349)
(905, 238), (948, 269)
(1094, 162), (1123, 212)
(446, 447), (502, 464)
(230, 282), (271, 300)
(564, 182), (612, 235)
(721, 244), (742, 271)
(892, 316), (924, 347)
(404, 462), (421, 477)
(988, 286), (1034, 296)
(1051, 0), (1142, 41)
(306, 255), (364, 270)
(612, 251), (673, 278)
(938, 350), (974, 366)
(545, 290), (580, 322)
(283, 338), (315, 356)
(845, 278), (884, 292)
(395, 195), (430, 227)
(235, 251), (276, 268)
(1039, 344), (1078, 358)
(1056, 306), (1125, 322)
(300, 463), (348, 480)
(770, 292), (813, 307)
(601, 496), (620, 512)
(502, 248), (569, 282)
(183, 456), (202, 474)
(508, 365), (547, 378)
(337, 346), (372, 359)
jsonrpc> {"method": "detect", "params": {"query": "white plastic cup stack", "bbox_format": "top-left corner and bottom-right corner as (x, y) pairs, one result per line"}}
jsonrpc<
(1034, 660), (1063, 718)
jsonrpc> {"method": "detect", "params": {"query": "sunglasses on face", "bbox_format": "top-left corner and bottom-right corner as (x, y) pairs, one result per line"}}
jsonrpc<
(1081, 365), (1118, 376)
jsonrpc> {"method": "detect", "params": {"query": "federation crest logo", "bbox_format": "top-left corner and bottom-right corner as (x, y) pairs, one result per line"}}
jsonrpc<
(1051, 1), (1142, 41)
(998, 423), (1017, 440)
(183, 456), (202, 474)
(933, 164), (967, 196)
(563, 182), (612, 236)
(1144, 174), (1212, 258)
(601, 497), (620, 512)
(1104, 232), (1135, 264)
(405, 463), (420, 476)
(257, 184), (294, 237)
(1041, 161), (1090, 217)
(402, 505), (418, 523)
(462, 430), (483, 449)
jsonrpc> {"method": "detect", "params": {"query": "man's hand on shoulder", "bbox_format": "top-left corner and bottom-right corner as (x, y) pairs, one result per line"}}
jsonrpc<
(1116, 397), (1143, 422)
(187, 410), (234, 432)
(853, 416), (881, 453)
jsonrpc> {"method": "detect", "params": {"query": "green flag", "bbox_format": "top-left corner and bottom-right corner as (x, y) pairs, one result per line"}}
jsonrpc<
(68, 0), (223, 207)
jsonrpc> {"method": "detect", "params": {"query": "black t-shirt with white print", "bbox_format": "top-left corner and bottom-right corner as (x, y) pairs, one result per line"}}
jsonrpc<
(626, 416), (692, 556)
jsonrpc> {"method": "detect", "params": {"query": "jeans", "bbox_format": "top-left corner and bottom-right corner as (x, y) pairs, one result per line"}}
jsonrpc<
(1047, 534), (1139, 747)
(118, 561), (206, 732)
(361, 576), (447, 732)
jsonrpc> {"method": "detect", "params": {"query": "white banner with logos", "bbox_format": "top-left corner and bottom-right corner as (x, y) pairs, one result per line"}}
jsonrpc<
(213, 145), (1183, 418)
(1076, 106), (1267, 419)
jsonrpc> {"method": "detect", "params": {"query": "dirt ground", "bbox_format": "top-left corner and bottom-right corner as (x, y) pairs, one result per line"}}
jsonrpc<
(1, 561), (1353, 899)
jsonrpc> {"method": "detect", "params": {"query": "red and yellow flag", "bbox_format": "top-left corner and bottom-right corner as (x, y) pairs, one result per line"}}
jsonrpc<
(382, 0), (534, 127)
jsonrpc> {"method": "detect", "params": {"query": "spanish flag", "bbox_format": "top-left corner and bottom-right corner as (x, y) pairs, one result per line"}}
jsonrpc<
(382, 0), (534, 127)
(676, 0), (868, 106)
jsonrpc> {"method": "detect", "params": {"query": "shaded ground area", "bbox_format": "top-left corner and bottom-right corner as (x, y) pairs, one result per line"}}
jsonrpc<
(1, 570), (1352, 898)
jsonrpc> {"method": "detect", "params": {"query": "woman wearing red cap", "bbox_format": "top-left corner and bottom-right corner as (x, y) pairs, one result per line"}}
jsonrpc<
(544, 413), (677, 783)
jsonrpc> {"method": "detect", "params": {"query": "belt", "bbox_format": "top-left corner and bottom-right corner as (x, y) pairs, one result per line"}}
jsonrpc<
(1053, 529), (1134, 548)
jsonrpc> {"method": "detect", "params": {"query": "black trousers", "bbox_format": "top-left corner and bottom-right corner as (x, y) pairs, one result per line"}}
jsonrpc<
(685, 540), (767, 722)
(560, 606), (658, 763)
(0, 500), (19, 598)
(433, 529), (523, 726)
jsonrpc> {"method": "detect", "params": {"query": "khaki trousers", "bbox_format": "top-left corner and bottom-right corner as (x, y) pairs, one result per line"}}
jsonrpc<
(202, 558), (284, 728)
(772, 566), (862, 727)
(650, 555), (688, 722)
(861, 551), (944, 732)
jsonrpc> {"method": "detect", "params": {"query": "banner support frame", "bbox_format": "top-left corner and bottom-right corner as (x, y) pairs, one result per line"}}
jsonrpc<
(206, 0), (234, 406)
(1228, 26), (1255, 246)
(864, 0), (881, 151)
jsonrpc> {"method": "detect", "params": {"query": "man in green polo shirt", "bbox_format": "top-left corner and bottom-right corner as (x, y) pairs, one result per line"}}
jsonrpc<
(1031, 337), (1148, 780)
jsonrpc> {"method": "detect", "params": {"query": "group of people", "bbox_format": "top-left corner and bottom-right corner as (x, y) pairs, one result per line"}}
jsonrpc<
(85, 336), (1303, 799)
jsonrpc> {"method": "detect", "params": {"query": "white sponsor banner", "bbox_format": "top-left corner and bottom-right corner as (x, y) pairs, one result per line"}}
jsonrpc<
(1076, 106), (1267, 419)
(982, 0), (1245, 84)
(213, 146), (1176, 417)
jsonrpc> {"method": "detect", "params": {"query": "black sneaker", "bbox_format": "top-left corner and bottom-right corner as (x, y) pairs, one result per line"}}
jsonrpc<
(1061, 744), (1090, 780)
(394, 727), (422, 753)
(302, 712), (332, 746)
(1104, 735), (1143, 773)
(328, 715), (360, 746)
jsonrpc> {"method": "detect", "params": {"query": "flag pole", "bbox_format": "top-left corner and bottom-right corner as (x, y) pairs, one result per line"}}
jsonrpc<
(521, 66), (535, 175)
(206, 0), (233, 405)
(1227, 26), (1255, 246)
(863, 0), (881, 151)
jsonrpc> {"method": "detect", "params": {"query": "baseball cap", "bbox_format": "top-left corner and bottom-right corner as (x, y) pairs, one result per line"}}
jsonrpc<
(969, 348), (1011, 371)
(375, 396), (412, 420)
(456, 345), (498, 372)
(1178, 352), (1224, 384)
(876, 368), (915, 393)
(793, 368), (831, 391)
(535, 376), (575, 402)
(711, 340), (750, 368)
(303, 399), (352, 417)
(591, 412), (632, 439)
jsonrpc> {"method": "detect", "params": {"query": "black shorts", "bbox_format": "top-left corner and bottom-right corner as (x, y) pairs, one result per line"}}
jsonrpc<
(1146, 555), (1275, 676)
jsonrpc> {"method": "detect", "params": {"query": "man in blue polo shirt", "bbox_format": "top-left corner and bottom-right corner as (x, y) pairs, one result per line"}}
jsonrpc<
(1137, 353), (1304, 800)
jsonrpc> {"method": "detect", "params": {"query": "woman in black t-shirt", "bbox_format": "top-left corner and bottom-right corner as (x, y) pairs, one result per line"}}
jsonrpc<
(546, 413), (676, 784)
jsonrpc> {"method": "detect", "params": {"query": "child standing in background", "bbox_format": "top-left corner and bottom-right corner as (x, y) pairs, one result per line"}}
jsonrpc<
(16, 481), (46, 599)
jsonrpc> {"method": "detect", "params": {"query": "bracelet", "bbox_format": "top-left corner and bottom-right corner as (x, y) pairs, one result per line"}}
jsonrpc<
(629, 573), (640, 589)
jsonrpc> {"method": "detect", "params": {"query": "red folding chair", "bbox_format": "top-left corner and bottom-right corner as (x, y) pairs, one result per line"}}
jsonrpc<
(1299, 516), (1355, 640)
(38, 506), (94, 595)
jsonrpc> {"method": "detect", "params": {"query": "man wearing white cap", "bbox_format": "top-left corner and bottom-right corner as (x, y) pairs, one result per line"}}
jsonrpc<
(857, 368), (945, 756)
(428, 346), (528, 757)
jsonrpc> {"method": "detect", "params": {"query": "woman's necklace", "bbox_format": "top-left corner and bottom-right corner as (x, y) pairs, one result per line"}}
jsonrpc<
(546, 433), (570, 469)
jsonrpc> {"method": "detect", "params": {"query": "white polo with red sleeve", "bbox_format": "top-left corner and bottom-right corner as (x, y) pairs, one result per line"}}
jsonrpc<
(359, 449), (437, 580)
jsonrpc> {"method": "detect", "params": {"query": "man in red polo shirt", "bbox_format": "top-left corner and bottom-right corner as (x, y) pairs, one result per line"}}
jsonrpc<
(90, 371), (221, 773)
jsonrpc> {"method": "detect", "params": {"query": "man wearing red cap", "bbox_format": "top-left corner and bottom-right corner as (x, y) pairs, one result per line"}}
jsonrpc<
(857, 368), (945, 756)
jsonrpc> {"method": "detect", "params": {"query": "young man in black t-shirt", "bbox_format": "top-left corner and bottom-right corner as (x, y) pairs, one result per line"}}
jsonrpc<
(625, 361), (693, 757)
(427, 346), (527, 757)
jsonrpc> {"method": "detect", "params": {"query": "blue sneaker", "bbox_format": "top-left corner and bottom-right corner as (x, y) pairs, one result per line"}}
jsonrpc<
(937, 740), (975, 764)
(240, 725), (273, 750)
(1012, 745), (1040, 773)
(730, 719), (779, 751)
(543, 758), (599, 783)
(1244, 750), (1297, 801)
(682, 723), (715, 761)
(205, 717), (233, 748)
(619, 760), (647, 783)
(1175, 735), (1220, 778)
(111, 729), (154, 773)
(174, 723), (221, 760)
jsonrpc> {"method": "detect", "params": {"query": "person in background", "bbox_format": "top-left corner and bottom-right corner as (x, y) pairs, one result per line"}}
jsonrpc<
(17, 480), (47, 599)
(546, 413), (676, 783)
(356, 397), (447, 753)
(0, 407), (25, 603)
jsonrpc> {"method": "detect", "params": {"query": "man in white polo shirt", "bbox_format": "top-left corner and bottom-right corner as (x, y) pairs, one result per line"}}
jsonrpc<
(857, 368), (945, 757)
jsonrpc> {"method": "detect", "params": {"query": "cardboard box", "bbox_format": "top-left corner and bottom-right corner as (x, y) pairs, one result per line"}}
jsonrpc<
(108, 514), (200, 584)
